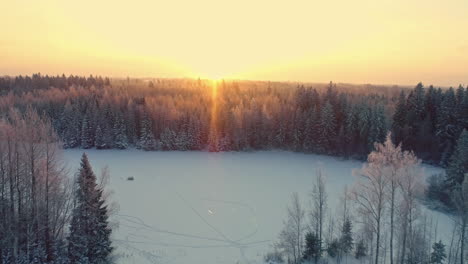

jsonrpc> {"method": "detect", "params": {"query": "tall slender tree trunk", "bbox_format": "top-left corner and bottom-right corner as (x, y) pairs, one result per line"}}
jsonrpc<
(461, 220), (466, 264)
(375, 211), (381, 264)
(0, 152), (5, 264)
(15, 149), (22, 260)
(400, 218), (407, 264)
(7, 140), (17, 261)
(30, 145), (39, 243)
(390, 183), (395, 264)
(45, 146), (52, 262)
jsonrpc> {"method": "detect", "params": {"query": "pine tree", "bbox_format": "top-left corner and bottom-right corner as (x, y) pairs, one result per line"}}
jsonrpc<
(446, 130), (468, 189)
(303, 232), (322, 263)
(94, 124), (105, 149)
(327, 239), (340, 258)
(457, 87), (468, 131)
(81, 114), (94, 149)
(137, 114), (158, 151)
(355, 239), (367, 259)
(161, 128), (176, 150)
(368, 105), (386, 151)
(317, 101), (337, 154)
(67, 154), (113, 264)
(430, 240), (446, 264)
(340, 218), (353, 255)
(112, 114), (128, 149)
(392, 91), (407, 145)
(61, 102), (81, 148)
(437, 88), (458, 165)
(89, 189), (113, 263)
(68, 193), (89, 264)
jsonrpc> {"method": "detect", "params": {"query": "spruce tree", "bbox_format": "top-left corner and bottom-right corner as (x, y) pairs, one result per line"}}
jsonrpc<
(392, 91), (407, 145)
(437, 88), (458, 165)
(355, 239), (367, 259)
(81, 114), (94, 149)
(303, 232), (322, 263)
(113, 115), (128, 149)
(317, 101), (337, 154)
(137, 114), (157, 151)
(94, 124), (105, 149)
(61, 102), (81, 148)
(67, 153), (113, 264)
(446, 130), (468, 189)
(430, 240), (446, 264)
(368, 105), (386, 151)
(340, 218), (353, 255)
(327, 239), (340, 258)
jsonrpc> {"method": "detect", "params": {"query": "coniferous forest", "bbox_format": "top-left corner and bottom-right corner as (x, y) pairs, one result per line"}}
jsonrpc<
(0, 75), (466, 165)
(0, 74), (467, 264)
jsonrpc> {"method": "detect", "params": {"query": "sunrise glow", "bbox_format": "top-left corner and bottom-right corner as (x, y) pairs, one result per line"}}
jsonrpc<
(2, 0), (468, 85)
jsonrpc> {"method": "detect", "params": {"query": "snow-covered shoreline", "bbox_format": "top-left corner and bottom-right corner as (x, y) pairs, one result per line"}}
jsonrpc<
(63, 149), (451, 264)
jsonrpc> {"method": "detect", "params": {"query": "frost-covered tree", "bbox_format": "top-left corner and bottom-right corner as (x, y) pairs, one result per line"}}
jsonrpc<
(317, 101), (337, 153)
(392, 91), (407, 145)
(430, 240), (446, 264)
(137, 113), (158, 151)
(352, 142), (389, 264)
(61, 102), (81, 148)
(278, 193), (306, 264)
(310, 169), (327, 249)
(112, 114), (128, 149)
(68, 153), (113, 264)
(446, 130), (468, 189)
(81, 114), (94, 149)
(161, 128), (176, 150)
(327, 239), (340, 259)
(451, 173), (468, 264)
(340, 217), (353, 255)
(303, 232), (322, 263)
(355, 239), (367, 260)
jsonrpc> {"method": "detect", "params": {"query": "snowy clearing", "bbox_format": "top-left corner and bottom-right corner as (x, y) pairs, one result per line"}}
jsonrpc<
(63, 150), (451, 264)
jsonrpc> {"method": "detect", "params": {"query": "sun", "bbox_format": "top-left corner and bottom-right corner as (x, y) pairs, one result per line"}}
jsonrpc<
(186, 63), (234, 82)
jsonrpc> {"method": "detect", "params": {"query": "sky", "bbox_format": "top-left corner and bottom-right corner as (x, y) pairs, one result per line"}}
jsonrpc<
(1, 0), (468, 86)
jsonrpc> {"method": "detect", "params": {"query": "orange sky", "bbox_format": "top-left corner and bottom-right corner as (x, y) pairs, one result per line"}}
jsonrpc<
(1, 0), (468, 86)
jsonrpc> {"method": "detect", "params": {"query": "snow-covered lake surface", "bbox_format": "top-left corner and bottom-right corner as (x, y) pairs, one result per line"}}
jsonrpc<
(63, 150), (451, 264)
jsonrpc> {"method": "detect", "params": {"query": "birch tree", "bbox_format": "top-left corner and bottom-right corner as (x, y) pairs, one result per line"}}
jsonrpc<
(278, 192), (306, 264)
(310, 169), (327, 249)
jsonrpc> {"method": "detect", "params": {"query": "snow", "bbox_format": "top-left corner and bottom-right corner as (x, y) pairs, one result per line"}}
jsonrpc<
(63, 149), (452, 264)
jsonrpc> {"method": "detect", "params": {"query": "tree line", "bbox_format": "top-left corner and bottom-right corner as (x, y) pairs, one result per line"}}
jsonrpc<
(1, 75), (466, 165)
(0, 109), (113, 264)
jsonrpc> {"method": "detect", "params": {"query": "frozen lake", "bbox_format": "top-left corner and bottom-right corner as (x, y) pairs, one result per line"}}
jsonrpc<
(63, 149), (450, 264)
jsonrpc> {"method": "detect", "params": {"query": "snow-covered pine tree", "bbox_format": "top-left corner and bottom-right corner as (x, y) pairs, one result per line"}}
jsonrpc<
(68, 194), (89, 264)
(187, 117), (202, 150)
(345, 105), (359, 156)
(61, 102), (81, 148)
(94, 124), (105, 149)
(430, 240), (446, 264)
(161, 128), (176, 150)
(458, 88), (468, 130)
(355, 239), (367, 260)
(137, 114), (158, 151)
(88, 189), (113, 264)
(112, 114), (128, 149)
(327, 239), (340, 258)
(437, 87), (458, 165)
(368, 105), (386, 151)
(340, 217), (353, 255)
(303, 232), (322, 263)
(81, 114), (94, 149)
(67, 154), (113, 264)
(446, 130), (468, 189)
(317, 101), (337, 154)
